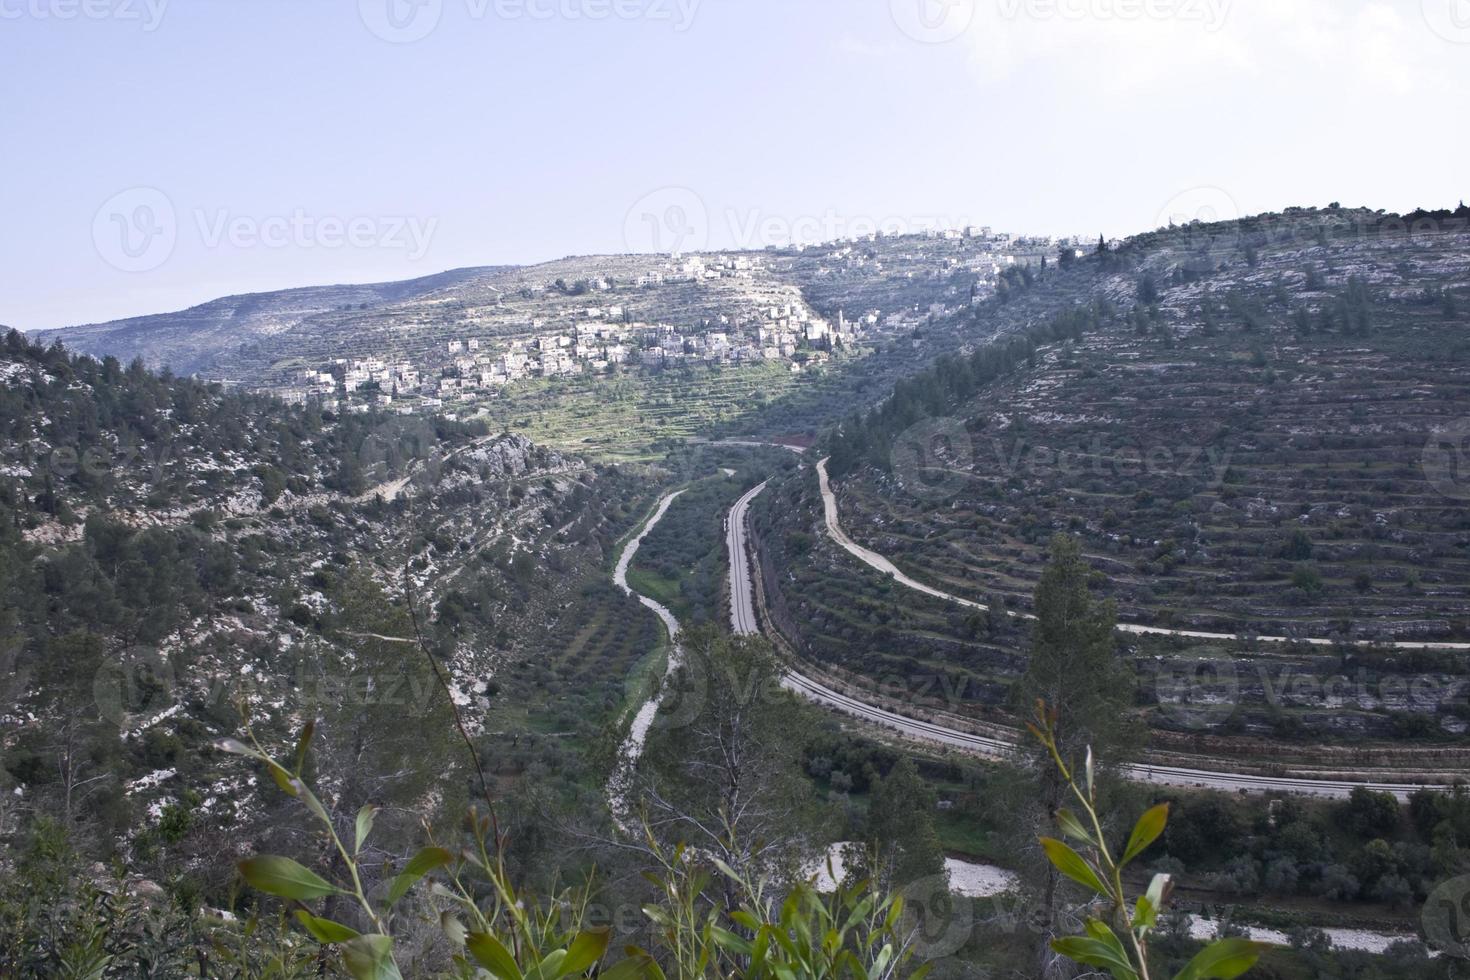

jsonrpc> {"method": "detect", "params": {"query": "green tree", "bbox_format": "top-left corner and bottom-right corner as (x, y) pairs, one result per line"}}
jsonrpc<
(317, 568), (459, 817)
(1019, 535), (1138, 765)
(1015, 534), (1140, 966)
(639, 628), (822, 895)
(859, 757), (945, 890)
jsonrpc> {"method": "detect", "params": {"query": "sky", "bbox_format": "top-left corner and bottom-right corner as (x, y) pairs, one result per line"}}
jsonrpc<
(2, 0), (1467, 330)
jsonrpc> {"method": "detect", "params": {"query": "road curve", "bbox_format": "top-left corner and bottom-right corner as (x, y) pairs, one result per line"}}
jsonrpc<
(728, 479), (1440, 801)
(816, 457), (1470, 652)
(608, 490), (687, 829)
(727, 481), (768, 636)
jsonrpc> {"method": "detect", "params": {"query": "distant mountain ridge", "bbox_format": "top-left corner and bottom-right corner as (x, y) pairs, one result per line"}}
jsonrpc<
(30, 236), (996, 385)
(31, 265), (513, 377)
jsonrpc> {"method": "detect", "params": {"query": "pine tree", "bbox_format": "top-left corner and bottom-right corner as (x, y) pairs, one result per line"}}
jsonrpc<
(1020, 535), (1135, 757)
(863, 757), (945, 889)
(1016, 535), (1140, 954)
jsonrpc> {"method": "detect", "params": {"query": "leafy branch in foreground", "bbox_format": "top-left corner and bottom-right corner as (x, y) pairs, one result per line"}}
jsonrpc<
(629, 835), (929, 980)
(217, 722), (618, 980)
(1028, 701), (1265, 980)
(218, 715), (937, 979)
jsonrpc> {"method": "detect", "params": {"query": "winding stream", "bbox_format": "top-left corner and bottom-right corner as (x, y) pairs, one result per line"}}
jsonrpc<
(607, 490), (686, 830)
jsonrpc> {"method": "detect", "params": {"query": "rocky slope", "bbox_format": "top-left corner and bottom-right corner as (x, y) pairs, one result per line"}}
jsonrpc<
(757, 205), (1470, 750)
(0, 330), (661, 891)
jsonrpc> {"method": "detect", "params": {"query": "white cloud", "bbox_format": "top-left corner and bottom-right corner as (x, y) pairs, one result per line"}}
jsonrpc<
(962, 0), (1453, 98)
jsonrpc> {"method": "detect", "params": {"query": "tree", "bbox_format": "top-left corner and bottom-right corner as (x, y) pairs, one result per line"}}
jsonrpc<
(858, 757), (945, 890)
(638, 628), (822, 897)
(1341, 787), (1400, 839)
(316, 567), (458, 817)
(1014, 534), (1140, 972)
(1019, 535), (1138, 766)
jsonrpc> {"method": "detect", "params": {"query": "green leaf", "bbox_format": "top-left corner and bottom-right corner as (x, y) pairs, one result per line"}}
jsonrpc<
(291, 779), (332, 827)
(1083, 919), (1133, 971)
(355, 805), (379, 856)
(1135, 873), (1172, 933)
(385, 846), (453, 907)
(710, 926), (752, 957)
(709, 856), (742, 883)
(538, 948), (569, 979)
(466, 931), (521, 980)
(869, 943), (893, 980)
(1039, 838), (1109, 897)
(1055, 808), (1094, 845)
(1122, 803), (1170, 865)
(238, 856), (343, 900)
(293, 910), (360, 944)
(214, 738), (258, 758)
(1173, 938), (1266, 980)
(599, 949), (661, 980)
(641, 905), (675, 929)
(292, 720), (315, 776)
(341, 934), (402, 980)
(1134, 894), (1157, 933)
(1050, 936), (1138, 978)
(440, 911), (467, 947)
(265, 760), (299, 798)
(560, 928), (611, 975)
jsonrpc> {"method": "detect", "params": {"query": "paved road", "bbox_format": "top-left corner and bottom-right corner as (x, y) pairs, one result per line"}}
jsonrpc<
(815, 457), (1470, 652)
(726, 481), (767, 635)
(727, 478), (1439, 801)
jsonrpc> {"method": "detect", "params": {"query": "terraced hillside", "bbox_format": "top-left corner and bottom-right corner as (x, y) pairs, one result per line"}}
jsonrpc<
(33, 234), (1057, 460)
(765, 233), (1054, 321)
(36, 236), (1013, 384)
(757, 206), (1470, 750)
(475, 359), (856, 459)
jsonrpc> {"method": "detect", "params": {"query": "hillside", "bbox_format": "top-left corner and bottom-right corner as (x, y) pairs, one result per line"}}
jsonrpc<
(31, 235), (1042, 458)
(0, 330), (664, 889)
(30, 267), (507, 378)
(9, 213), (1470, 976)
(756, 205), (1470, 752)
(32, 240), (1002, 385)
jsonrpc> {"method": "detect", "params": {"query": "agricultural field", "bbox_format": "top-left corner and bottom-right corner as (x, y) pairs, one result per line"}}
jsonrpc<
(628, 444), (799, 622)
(474, 361), (837, 460)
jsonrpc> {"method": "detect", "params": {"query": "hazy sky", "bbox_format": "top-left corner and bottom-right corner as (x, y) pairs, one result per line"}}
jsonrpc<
(3, 0), (1467, 330)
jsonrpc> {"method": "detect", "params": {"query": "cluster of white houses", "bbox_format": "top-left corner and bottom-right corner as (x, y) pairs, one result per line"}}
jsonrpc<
(268, 229), (1079, 415)
(272, 301), (879, 415)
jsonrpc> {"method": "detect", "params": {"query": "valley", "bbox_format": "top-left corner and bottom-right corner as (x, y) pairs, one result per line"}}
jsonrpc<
(7, 204), (1470, 977)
